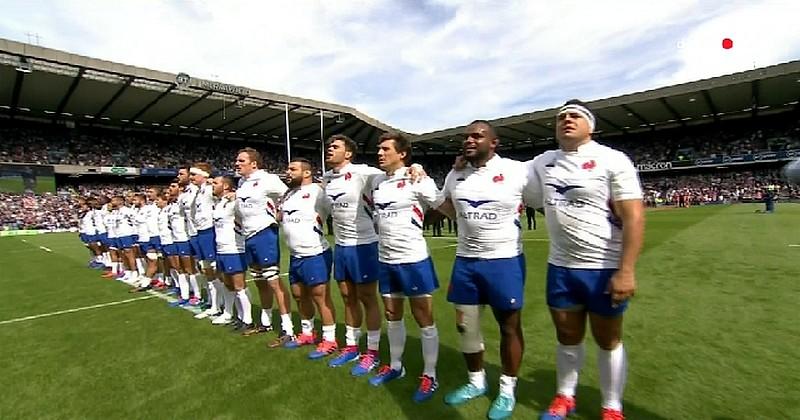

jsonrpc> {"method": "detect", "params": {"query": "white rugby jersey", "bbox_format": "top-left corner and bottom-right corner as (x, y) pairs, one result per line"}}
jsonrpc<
(236, 169), (288, 239)
(157, 206), (174, 245)
(116, 206), (137, 237)
(371, 167), (444, 264)
(92, 208), (107, 234)
(213, 196), (245, 254)
(323, 163), (383, 246)
(167, 202), (190, 242)
(443, 154), (531, 259)
(528, 141), (643, 269)
(133, 206), (151, 242)
(103, 206), (118, 239)
(143, 203), (160, 240)
(280, 183), (330, 257)
(192, 182), (215, 231)
(79, 210), (97, 236)
(178, 184), (199, 237)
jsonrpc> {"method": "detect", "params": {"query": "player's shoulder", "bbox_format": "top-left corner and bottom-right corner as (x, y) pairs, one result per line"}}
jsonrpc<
(528, 150), (559, 168)
(593, 142), (635, 166)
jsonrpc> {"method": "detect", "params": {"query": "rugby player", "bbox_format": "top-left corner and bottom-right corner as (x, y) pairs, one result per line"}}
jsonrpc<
(189, 162), (223, 320)
(177, 166), (203, 305)
(167, 180), (196, 306)
(234, 147), (295, 343)
(366, 132), (444, 402)
(532, 101), (644, 420)
(279, 158), (337, 357)
(322, 134), (386, 375)
(439, 120), (535, 419)
(209, 176), (253, 329)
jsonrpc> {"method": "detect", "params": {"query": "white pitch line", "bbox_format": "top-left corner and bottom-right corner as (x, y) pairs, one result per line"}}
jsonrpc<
(39, 246), (53, 253)
(0, 296), (155, 325)
(789, 244), (800, 247)
(21, 239), (28, 243)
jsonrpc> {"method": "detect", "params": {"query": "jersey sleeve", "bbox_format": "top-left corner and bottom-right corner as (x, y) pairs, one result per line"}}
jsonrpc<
(522, 155), (544, 209)
(360, 165), (385, 192)
(313, 185), (330, 219)
(415, 177), (445, 210)
(265, 174), (289, 200)
(609, 152), (643, 201)
(442, 169), (457, 199)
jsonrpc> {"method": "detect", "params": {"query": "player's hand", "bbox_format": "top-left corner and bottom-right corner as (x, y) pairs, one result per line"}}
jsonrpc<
(408, 163), (427, 183)
(608, 269), (636, 305)
(224, 191), (236, 200)
(453, 155), (466, 170)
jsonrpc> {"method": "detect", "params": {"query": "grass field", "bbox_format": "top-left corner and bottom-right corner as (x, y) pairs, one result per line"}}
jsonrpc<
(0, 203), (798, 419)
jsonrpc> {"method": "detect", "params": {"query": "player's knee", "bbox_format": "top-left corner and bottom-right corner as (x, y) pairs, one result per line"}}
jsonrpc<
(455, 305), (484, 353)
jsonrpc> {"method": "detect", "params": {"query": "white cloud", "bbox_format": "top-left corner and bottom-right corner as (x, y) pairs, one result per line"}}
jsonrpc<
(0, 0), (798, 133)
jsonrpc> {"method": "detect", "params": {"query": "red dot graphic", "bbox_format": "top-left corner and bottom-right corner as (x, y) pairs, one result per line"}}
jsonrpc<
(722, 38), (733, 49)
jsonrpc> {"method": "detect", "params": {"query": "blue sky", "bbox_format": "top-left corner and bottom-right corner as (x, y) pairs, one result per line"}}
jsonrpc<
(1, 0), (799, 133)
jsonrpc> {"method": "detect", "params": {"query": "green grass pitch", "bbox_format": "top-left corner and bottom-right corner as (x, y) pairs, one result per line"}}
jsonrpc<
(0, 204), (798, 419)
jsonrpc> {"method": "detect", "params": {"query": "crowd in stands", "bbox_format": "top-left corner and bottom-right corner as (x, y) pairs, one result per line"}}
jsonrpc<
(0, 126), (288, 173)
(641, 170), (799, 206)
(2, 114), (800, 230)
(0, 192), (77, 230)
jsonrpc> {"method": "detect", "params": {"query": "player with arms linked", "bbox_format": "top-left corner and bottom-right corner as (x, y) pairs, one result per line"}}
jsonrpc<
(367, 132), (445, 402)
(439, 120), (536, 419)
(279, 158), (338, 357)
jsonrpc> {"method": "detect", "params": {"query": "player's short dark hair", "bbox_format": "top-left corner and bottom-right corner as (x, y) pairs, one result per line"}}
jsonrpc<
(468, 119), (498, 140)
(378, 132), (412, 165)
(327, 134), (358, 156)
(178, 164), (191, 173)
(290, 157), (314, 172)
(237, 147), (263, 169)
(563, 98), (590, 109)
(148, 186), (163, 195)
(219, 176), (236, 191)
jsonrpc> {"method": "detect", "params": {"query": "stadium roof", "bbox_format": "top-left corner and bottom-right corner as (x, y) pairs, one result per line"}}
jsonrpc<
(1, 37), (799, 155)
(0, 38), (399, 150)
(415, 60), (800, 153)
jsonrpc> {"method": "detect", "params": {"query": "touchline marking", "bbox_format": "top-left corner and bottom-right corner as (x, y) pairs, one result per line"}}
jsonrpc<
(0, 296), (155, 325)
(39, 246), (53, 253)
(789, 244), (800, 247)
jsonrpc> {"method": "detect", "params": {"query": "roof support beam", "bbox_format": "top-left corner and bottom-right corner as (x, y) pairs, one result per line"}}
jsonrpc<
(126, 83), (174, 122)
(293, 116), (342, 140)
(189, 97), (245, 127)
(256, 105), (301, 135)
(700, 90), (720, 123)
(9, 70), (26, 119)
(94, 77), (134, 119)
(658, 97), (685, 127)
(215, 101), (272, 130)
(161, 91), (212, 125)
(55, 68), (85, 115)
(751, 80), (760, 118)
(237, 110), (282, 133)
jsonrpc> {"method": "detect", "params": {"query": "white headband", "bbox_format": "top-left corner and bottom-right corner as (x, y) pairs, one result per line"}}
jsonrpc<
(190, 167), (210, 178)
(558, 104), (595, 132)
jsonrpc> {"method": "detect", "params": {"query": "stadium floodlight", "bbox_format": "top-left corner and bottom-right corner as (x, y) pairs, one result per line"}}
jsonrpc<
(15, 56), (33, 73)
